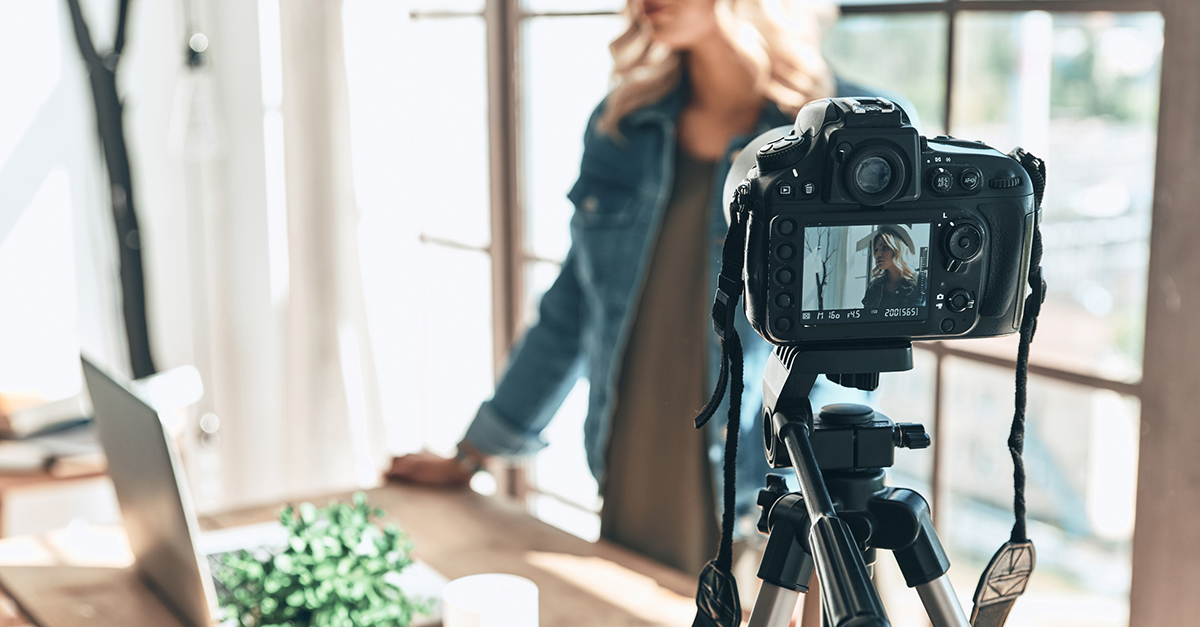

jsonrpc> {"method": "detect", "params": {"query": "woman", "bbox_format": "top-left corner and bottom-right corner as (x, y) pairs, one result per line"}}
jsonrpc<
(389, 0), (907, 575)
(861, 226), (922, 310)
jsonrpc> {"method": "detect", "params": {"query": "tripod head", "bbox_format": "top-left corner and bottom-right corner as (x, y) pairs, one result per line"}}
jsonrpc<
(761, 342), (920, 471)
(752, 342), (958, 627)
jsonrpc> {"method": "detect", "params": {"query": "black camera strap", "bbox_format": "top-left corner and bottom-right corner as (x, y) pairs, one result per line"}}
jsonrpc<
(969, 148), (1047, 627)
(691, 182), (752, 627)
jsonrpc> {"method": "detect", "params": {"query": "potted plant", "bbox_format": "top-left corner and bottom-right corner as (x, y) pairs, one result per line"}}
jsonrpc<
(211, 493), (431, 627)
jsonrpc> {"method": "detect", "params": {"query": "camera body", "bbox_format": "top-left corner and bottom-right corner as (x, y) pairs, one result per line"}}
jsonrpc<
(741, 97), (1039, 346)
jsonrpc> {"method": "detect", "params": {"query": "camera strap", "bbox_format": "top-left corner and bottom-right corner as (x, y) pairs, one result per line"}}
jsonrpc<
(691, 182), (753, 627)
(969, 148), (1047, 627)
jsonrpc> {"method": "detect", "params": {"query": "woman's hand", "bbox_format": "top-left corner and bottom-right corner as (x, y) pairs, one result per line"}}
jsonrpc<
(384, 450), (479, 487)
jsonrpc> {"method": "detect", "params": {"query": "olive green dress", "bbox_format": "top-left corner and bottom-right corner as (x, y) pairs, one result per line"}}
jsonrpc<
(600, 147), (721, 576)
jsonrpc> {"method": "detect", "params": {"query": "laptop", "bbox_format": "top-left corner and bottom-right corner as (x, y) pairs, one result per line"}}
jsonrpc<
(78, 356), (445, 627)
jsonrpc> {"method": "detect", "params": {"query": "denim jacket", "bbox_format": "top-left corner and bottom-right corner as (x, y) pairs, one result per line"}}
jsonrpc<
(464, 77), (912, 516)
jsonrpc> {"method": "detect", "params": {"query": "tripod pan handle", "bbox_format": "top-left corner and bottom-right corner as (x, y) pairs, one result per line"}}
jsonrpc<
(809, 516), (891, 627)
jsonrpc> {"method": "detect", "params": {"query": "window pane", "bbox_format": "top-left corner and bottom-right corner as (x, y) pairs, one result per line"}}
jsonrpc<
(950, 12), (1163, 382)
(345, 9), (491, 250)
(823, 13), (948, 133)
(344, 4), (495, 454)
(940, 357), (1138, 625)
(0, 3), (82, 399)
(523, 15), (627, 262)
(415, 247), (496, 452)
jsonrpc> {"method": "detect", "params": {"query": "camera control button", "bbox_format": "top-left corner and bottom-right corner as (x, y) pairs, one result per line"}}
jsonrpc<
(940, 318), (956, 333)
(801, 181), (817, 198)
(776, 219), (796, 236)
(961, 168), (983, 191)
(930, 167), (954, 194)
(775, 317), (792, 332)
(775, 268), (795, 285)
(947, 289), (975, 313)
(777, 243), (795, 260)
(989, 172), (1022, 189)
(777, 182), (795, 198)
(756, 134), (807, 172)
(776, 293), (793, 308)
(945, 223), (984, 263)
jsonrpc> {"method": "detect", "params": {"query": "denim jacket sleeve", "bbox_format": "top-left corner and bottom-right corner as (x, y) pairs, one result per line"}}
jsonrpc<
(461, 101), (615, 457)
(462, 248), (586, 457)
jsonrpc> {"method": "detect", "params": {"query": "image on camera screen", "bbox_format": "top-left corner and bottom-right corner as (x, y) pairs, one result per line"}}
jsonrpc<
(799, 223), (930, 324)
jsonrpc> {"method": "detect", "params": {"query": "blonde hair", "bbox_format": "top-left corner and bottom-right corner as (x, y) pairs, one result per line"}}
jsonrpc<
(870, 231), (917, 284)
(597, 0), (838, 136)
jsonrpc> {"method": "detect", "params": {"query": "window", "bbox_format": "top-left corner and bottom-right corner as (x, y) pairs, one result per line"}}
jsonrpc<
(346, 1), (1192, 624)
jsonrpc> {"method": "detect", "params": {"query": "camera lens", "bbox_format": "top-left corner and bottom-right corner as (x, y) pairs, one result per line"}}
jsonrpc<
(853, 156), (892, 195)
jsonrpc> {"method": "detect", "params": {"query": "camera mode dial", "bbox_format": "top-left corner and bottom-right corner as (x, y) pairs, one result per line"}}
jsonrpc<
(756, 134), (807, 172)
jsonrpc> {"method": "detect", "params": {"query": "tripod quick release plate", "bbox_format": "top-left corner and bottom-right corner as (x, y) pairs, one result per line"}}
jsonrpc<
(766, 403), (929, 470)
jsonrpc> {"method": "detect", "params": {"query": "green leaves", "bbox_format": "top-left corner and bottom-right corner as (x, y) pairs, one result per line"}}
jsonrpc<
(212, 493), (431, 627)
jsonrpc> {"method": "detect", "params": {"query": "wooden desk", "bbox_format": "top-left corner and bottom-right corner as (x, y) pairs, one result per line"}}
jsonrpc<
(0, 482), (701, 626)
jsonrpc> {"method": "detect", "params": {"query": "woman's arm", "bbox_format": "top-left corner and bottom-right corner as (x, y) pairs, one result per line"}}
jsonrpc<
(386, 251), (587, 485)
(389, 101), (609, 484)
(461, 249), (587, 456)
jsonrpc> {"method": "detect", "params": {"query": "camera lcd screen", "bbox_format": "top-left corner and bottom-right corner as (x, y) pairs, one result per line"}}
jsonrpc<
(800, 223), (930, 324)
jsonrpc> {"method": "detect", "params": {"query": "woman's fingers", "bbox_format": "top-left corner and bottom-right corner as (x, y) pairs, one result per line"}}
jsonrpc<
(385, 452), (474, 486)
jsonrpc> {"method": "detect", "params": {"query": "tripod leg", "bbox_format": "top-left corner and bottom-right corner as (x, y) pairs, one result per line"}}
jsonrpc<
(747, 582), (801, 627)
(799, 572), (820, 627)
(872, 488), (969, 627)
(915, 575), (969, 627)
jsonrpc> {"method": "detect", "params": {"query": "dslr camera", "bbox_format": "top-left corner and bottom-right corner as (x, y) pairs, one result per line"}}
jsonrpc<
(737, 97), (1039, 346)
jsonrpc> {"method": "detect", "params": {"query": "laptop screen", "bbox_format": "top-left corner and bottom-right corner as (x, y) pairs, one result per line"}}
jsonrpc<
(81, 357), (216, 627)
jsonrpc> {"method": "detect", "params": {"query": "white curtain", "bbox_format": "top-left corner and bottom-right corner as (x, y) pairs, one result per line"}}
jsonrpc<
(274, 0), (387, 497)
(171, 0), (388, 507)
(0, 0), (386, 512)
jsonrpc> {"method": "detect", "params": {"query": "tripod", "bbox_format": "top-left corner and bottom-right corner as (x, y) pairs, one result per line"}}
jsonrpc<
(746, 342), (969, 627)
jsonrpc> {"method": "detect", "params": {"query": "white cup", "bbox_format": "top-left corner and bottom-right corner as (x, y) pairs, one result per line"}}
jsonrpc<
(441, 573), (539, 627)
